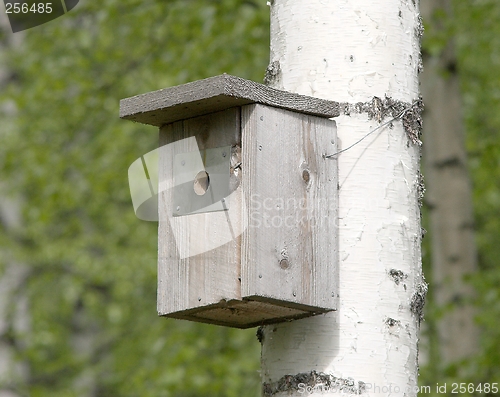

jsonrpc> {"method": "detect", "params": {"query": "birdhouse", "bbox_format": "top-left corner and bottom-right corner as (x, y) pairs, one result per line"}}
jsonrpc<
(120, 74), (339, 328)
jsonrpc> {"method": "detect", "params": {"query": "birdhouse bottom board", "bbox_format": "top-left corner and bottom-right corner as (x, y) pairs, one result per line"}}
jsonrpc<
(157, 104), (338, 328)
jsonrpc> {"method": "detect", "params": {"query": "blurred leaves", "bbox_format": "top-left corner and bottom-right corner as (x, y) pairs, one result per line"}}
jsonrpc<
(420, 0), (500, 388)
(1, 1), (268, 396)
(455, 0), (500, 383)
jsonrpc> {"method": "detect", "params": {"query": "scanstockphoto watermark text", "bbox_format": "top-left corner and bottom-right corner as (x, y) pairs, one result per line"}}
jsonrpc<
(297, 382), (499, 395)
(248, 194), (337, 229)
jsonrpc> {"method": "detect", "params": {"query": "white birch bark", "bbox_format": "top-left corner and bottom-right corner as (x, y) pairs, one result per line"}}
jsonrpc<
(261, 1), (424, 396)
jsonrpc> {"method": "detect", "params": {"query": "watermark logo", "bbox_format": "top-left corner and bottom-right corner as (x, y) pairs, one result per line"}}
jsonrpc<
(4, 1), (79, 33)
(128, 138), (247, 259)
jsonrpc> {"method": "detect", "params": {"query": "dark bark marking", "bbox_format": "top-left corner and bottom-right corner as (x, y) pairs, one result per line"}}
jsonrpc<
(264, 61), (281, 86)
(339, 96), (424, 146)
(389, 269), (408, 285)
(385, 317), (401, 327)
(256, 326), (264, 344)
(410, 280), (428, 323)
(417, 170), (425, 208)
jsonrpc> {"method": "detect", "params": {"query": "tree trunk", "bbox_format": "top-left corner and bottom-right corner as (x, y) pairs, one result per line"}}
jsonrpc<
(420, 0), (479, 367)
(260, 1), (424, 396)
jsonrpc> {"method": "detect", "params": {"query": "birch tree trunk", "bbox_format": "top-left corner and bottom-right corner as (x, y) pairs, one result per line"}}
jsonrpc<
(260, 1), (424, 395)
(420, 0), (479, 367)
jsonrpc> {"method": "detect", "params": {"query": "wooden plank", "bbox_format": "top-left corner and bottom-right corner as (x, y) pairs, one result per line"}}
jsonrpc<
(241, 104), (338, 311)
(157, 108), (243, 315)
(120, 74), (341, 127)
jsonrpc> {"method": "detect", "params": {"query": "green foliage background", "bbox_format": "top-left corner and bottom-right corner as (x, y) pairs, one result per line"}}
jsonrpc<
(0, 1), (268, 396)
(420, 0), (500, 390)
(1, 0), (500, 396)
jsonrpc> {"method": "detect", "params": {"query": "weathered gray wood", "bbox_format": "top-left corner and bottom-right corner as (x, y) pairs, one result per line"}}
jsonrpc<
(154, 102), (338, 327)
(120, 74), (341, 127)
(157, 108), (243, 315)
(241, 104), (338, 311)
(155, 104), (338, 327)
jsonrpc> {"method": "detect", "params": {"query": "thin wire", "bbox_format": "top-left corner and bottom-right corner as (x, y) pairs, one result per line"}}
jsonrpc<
(324, 107), (411, 159)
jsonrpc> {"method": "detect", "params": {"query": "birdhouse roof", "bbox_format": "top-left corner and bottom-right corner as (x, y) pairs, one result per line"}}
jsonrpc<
(120, 74), (340, 127)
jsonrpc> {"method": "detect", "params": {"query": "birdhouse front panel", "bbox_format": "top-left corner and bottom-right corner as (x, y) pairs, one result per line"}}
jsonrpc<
(157, 108), (244, 318)
(241, 104), (338, 312)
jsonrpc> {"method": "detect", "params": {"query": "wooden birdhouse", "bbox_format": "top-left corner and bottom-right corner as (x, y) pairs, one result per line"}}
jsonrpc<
(120, 74), (339, 328)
